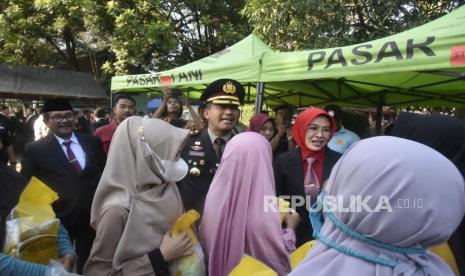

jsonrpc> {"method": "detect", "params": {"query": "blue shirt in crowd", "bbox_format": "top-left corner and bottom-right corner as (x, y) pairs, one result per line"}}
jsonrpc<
(328, 126), (360, 154)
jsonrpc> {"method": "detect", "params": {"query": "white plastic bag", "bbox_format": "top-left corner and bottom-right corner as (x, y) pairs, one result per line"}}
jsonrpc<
(3, 216), (60, 264)
(45, 260), (80, 276)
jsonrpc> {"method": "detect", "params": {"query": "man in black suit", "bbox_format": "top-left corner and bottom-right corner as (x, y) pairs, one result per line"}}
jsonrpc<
(20, 99), (106, 273)
(22, 107), (38, 145)
(0, 105), (17, 167)
(177, 79), (244, 214)
(77, 109), (92, 134)
(90, 108), (109, 134)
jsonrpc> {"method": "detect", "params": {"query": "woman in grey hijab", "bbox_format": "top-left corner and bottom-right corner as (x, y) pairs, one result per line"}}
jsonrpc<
(84, 117), (193, 275)
(290, 136), (465, 276)
(392, 112), (465, 275)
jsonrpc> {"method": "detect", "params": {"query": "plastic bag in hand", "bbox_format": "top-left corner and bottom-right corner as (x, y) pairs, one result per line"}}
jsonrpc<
(170, 210), (206, 276)
(3, 177), (60, 264)
(45, 260), (80, 276)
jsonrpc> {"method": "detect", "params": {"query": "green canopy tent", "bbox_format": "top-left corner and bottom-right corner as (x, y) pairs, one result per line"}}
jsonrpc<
(259, 5), (465, 109)
(111, 34), (274, 110)
(112, 5), (465, 118)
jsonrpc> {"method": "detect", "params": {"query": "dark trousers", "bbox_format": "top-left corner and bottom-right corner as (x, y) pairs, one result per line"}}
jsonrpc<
(67, 213), (95, 274)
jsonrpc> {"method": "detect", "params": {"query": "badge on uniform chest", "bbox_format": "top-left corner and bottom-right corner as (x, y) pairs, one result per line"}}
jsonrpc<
(188, 159), (206, 176)
(189, 151), (205, 157)
(189, 140), (205, 157)
(191, 144), (203, 151)
(189, 167), (201, 176)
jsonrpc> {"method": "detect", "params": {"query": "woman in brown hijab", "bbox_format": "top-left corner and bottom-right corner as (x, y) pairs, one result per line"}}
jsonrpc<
(84, 117), (193, 275)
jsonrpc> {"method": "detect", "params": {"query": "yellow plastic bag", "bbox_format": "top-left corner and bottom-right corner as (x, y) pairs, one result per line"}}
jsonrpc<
(15, 176), (58, 222)
(229, 255), (277, 276)
(3, 177), (60, 264)
(290, 240), (315, 269)
(430, 243), (460, 275)
(172, 209), (200, 244)
(170, 210), (206, 276)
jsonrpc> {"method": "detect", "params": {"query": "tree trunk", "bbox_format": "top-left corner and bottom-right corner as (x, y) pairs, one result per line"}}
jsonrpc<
(63, 27), (80, 71)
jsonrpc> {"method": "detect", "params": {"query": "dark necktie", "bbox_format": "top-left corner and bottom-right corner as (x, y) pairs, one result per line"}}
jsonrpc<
(304, 157), (320, 204)
(214, 137), (226, 160)
(63, 141), (82, 175)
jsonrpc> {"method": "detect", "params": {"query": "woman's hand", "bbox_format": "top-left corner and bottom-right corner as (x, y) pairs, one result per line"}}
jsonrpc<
(162, 90), (173, 104)
(59, 254), (76, 272)
(159, 232), (193, 261)
(285, 209), (300, 230)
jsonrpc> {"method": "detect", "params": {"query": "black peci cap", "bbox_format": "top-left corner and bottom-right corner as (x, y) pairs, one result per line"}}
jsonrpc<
(42, 99), (73, 113)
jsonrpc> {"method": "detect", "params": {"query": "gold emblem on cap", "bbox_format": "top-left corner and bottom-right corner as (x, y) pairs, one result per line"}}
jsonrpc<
(223, 81), (236, 94)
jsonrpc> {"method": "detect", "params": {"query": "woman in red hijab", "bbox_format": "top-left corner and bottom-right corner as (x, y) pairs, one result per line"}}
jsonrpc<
(274, 107), (342, 246)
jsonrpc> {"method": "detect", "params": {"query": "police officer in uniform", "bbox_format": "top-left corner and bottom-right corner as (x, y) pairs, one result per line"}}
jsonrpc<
(177, 79), (244, 214)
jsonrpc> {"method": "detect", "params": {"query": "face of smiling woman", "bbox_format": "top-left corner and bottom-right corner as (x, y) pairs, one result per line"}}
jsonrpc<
(304, 115), (332, 152)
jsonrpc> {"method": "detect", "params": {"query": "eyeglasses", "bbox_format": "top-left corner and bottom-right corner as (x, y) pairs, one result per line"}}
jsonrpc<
(306, 124), (332, 135)
(50, 113), (75, 122)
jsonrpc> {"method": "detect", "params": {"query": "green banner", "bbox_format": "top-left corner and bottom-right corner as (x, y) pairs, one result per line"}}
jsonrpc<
(111, 34), (272, 92)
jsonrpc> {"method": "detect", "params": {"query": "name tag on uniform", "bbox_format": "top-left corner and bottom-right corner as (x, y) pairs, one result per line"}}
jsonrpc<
(189, 151), (205, 157)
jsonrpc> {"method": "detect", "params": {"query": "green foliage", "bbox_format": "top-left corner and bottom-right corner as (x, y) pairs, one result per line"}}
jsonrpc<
(239, 103), (273, 126)
(242, 0), (464, 51)
(0, 0), (88, 68)
(0, 0), (250, 77)
(1, 0), (463, 85)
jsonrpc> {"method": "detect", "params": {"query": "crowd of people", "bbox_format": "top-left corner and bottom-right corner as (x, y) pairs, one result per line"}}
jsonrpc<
(0, 78), (464, 276)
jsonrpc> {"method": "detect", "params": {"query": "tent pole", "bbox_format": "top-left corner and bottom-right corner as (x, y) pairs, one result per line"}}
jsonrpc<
(254, 82), (264, 114)
(375, 93), (385, 135)
(247, 83), (251, 103)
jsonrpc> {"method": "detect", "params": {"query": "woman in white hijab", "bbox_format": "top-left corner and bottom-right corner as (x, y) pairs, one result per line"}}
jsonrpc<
(84, 117), (193, 275)
(290, 136), (465, 276)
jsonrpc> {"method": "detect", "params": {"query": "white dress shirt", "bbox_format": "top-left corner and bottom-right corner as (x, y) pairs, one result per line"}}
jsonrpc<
(54, 132), (86, 170)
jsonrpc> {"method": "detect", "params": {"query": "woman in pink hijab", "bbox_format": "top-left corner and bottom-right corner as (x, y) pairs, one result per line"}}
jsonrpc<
(200, 132), (299, 276)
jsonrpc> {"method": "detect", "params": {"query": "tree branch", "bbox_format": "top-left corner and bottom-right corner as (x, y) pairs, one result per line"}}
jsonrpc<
(43, 34), (71, 64)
